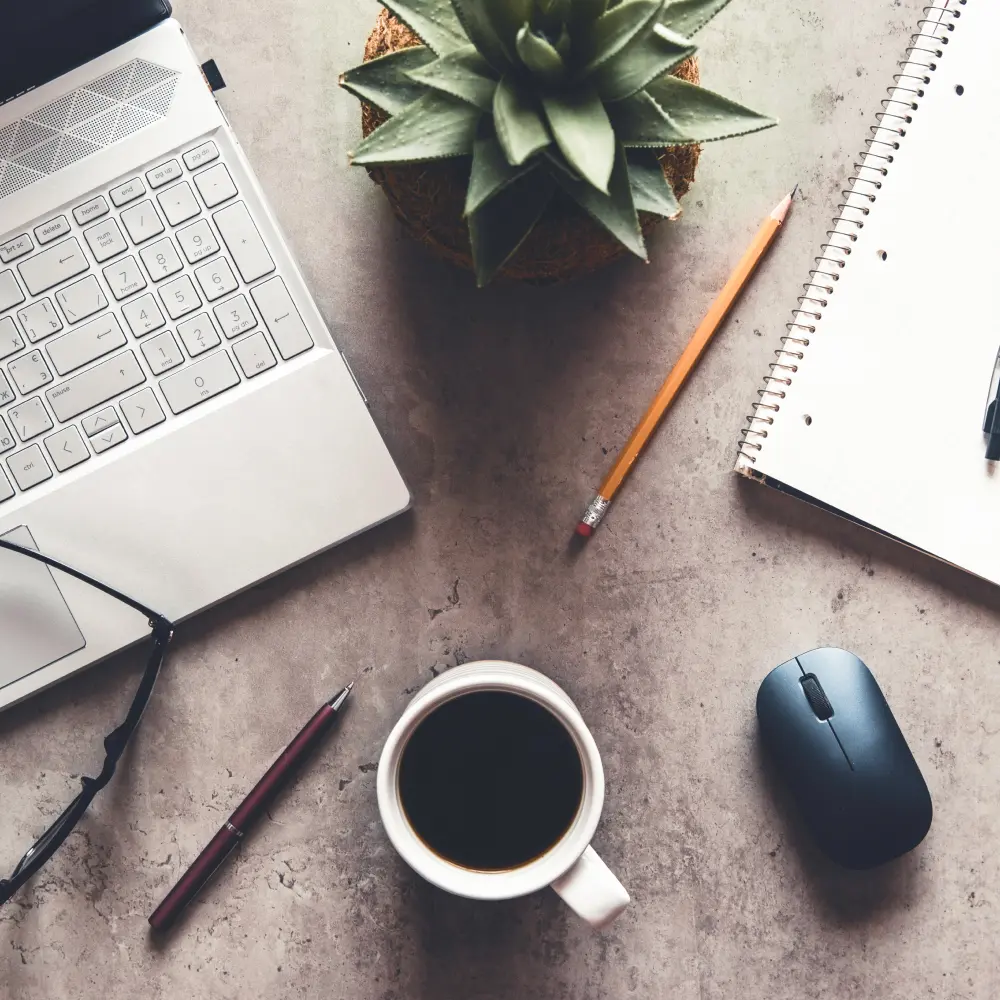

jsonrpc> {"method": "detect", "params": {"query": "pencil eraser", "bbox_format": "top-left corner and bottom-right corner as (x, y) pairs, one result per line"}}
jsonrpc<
(575, 522), (594, 539)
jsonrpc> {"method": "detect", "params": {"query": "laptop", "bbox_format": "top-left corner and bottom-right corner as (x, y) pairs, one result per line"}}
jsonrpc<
(0, 0), (410, 708)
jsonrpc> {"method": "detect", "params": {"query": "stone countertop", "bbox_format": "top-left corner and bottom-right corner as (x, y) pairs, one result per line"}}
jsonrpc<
(3, 1), (998, 997)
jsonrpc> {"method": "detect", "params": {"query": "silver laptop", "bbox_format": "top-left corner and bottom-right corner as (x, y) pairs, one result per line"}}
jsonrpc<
(0, 0), (410, 708)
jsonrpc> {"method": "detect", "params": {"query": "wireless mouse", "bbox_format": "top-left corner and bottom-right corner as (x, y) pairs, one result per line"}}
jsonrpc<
(756, 647), (932, 869)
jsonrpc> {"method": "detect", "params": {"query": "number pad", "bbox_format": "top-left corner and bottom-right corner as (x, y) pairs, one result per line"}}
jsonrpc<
(8, 350), (53, 394)
(103, 256), (147, 301)
(214, 294), (258, 339)
(194, 258), (238, 302)
(157, 181), (200, 227)
(176, 313), (221, 358)
(140, 237), (183, 282)
(176, 219), (219, 264)
(158, 275), (201, 320)
(141, 331), (185, 375)
(120, 200), (165, 245)
(8, 396), (53, 441)
(121, 294), (166, 338)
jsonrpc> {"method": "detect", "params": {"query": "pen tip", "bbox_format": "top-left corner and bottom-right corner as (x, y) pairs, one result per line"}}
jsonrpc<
(345, 680), (355, 694)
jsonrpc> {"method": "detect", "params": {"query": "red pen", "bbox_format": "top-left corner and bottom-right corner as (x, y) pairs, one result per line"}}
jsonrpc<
(149, 681), (353, 932)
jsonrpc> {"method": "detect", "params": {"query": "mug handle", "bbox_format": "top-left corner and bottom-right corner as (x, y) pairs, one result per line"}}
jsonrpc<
(550, 846), (630, 928)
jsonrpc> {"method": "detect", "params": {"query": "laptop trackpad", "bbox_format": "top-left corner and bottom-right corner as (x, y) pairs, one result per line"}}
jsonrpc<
(0, 526), (85, 690)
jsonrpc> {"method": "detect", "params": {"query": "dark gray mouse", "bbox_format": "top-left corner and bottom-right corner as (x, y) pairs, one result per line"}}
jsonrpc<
(756, 647), (932, 869)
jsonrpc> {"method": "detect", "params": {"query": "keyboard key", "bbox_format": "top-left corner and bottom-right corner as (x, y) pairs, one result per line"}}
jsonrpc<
(159, 274), (201, 320)
(83, 218), (128, 263)
(73, 195), (110, 225)
(250, 277), (313, 360)
(0, 235), (32, 264)
(34, 215), (70, 246)
(18, 239), (88, 296)
(8, 350), (53, 394)
(233, 332), (277, 379)
(0, 269), (26, 311)
(46, 314), (127, 376)
(177, 313), (220, 357)
(214, 294), (258, 339)
(194, 258), (238, 302)
(120, 200), (165, 245)
(7, 444), (51, 490)
(7, 396), (53, 441)
(176, 219), (220, 264)
(194, 163), (237, 208)
(141, 331), (184, 375)
(44, 425), (89, 472)
(120, 387), (165, 434)
(0, 370), (14, 405)
(121, 293), (165, 338)
(139, 237), (183, 282)
(146, 159), (182, 189)
(82, 406), (119, 436)
(55, 275), (107, 325)
(103, 256), (147, 300)
(157, 181), (200, 226)
(184, 141), (219, 170)
(110, 177), (146, 207)
(91, 422), (127, 454)
(160, 350), (239, 414)
(0, 414), (15, 453)
(45, 350), (145, 422)
(213, 202), (274, 283)
(17, 298), (63, 342)
(0, 317), (24, 360)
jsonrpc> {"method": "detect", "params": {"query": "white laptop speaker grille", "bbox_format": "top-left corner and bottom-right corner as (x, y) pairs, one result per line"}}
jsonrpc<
(0, 58), (179, 202)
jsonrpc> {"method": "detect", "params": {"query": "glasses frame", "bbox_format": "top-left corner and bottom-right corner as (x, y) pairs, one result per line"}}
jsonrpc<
(0, 537), (174, 906)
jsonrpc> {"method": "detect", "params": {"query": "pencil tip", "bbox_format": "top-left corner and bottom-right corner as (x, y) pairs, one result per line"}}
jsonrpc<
(791, 183), (800, 199)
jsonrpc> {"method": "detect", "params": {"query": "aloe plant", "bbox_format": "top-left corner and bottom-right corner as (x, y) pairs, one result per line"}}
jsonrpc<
(341, 0), (775, 285)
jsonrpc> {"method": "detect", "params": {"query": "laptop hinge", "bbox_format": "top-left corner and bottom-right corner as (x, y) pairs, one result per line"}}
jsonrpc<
(0, 0), (173, 108)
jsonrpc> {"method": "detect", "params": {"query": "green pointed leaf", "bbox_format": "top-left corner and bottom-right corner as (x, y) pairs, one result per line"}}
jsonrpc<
(553, 142), (646, 259)
(407, 47), (498, 109)
(578, 0), (665, 76)
(515, 25), (567, 84)
(468, 169), (556, 285)
(340, 47), (436, 115)
(381, 0), (467, 55)
(488, 0), (535, 50)
(592, 23), (695, 102)
(449, 0), (514, 70)
(610, 80), (776, 145)
(493, 76), (551, 166)
(660, 0), (734, 36)
(536, 0), (571, 30)
(541, 88), (615, 193)
(350, 91), (481, 164)
(626, 148), (681, 218)
(465, 135), (537, 214)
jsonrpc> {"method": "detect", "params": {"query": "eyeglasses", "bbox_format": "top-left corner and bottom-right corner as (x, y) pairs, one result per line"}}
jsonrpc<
(0, 537), (174, 907)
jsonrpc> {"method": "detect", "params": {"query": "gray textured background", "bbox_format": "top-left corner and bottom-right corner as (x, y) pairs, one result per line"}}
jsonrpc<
(4, 0), (999, 997)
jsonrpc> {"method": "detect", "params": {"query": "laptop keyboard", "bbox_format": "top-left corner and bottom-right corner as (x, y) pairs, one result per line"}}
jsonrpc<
(0, 139), (314, 502)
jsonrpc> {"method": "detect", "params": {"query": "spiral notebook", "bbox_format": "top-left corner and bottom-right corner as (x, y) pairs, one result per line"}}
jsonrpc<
(734, 0), (1000, 583)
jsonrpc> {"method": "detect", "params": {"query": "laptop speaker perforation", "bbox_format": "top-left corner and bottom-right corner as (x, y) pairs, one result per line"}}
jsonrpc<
(0, 58), (179, 201)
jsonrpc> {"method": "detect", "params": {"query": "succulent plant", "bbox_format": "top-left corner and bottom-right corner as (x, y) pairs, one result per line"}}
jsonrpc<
(341, 0), (775, 285)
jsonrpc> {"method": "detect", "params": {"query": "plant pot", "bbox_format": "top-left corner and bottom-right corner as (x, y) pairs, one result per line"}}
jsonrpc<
(359, 8), (701, 284)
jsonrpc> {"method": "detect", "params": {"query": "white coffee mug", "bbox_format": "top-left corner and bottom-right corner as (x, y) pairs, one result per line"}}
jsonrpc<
(377, 660), (630, 928)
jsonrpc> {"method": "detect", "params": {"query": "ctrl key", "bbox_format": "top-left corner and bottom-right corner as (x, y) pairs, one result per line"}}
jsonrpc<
(7, 444), (52, 491)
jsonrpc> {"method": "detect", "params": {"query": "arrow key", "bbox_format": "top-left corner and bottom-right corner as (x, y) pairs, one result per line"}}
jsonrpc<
(44, 425), (90, 472)
(81, 406), (120, 437)
(120, 387), (165, 435)
(91, 423), (127, 454)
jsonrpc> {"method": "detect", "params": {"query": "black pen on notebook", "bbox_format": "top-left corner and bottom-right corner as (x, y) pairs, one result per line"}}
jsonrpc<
(149, 681), (353, 933)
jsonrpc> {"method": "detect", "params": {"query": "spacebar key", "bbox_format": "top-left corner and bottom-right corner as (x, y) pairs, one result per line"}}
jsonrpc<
(160, 350), (240, 414)
(46, 351), (145, 421)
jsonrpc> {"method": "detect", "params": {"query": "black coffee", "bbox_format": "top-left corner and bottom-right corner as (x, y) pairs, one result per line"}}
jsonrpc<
(399, 691), (584, 871)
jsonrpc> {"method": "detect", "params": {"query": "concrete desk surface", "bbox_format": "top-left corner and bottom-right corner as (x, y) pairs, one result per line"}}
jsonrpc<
(3, 1), (997, 997)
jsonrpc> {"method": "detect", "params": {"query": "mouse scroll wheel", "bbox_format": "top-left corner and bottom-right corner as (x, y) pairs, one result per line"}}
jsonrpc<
(800, 674), (834, 721)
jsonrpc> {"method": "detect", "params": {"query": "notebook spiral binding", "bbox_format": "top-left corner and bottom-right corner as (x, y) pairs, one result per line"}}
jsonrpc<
(737, 1), (966, 466)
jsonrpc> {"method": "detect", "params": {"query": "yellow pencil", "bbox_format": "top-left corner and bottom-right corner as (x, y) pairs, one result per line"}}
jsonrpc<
(575, 186), (797, 539)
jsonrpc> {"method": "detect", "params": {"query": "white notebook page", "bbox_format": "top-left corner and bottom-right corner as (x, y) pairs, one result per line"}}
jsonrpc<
(738, 0), (1000, 583)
